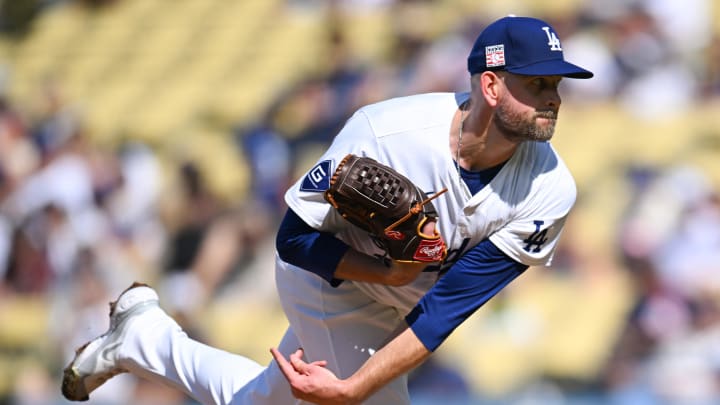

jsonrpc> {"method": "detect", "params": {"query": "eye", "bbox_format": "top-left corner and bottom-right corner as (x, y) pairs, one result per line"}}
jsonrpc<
(529, 77), (560, 93)
(527, 78), (546, 93)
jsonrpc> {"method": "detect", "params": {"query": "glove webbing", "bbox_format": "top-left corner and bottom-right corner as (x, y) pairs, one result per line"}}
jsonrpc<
(349, 161), (406, 208)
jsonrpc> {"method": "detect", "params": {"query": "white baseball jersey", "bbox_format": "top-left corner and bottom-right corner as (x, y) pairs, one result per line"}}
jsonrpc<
(112, 92), (578, 405)
(286, 92), (576, 314)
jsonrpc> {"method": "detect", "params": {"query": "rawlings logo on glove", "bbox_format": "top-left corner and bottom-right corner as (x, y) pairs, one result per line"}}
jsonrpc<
(324, 154), (448, 263)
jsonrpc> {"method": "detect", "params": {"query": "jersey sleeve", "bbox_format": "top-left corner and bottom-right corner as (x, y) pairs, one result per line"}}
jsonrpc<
(489, 170), (576, 267)
(405, 238), (528, 351)
(284, 110), (380, 231)
(275, 208), (350, 286)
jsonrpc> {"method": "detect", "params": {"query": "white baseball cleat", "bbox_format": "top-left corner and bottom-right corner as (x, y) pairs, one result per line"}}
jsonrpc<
(62, 282), (160, 401)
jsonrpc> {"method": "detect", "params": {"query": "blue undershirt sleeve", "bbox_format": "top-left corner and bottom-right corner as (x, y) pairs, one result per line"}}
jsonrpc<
(405, 238), (529, 352)
(275, 208), (350, 287)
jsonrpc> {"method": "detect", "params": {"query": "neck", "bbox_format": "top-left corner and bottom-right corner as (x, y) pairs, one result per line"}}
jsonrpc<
(453, 99), (518, 172)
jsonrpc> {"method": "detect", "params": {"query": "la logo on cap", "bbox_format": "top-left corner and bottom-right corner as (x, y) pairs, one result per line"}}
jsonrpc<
(542, 27), (562, 51)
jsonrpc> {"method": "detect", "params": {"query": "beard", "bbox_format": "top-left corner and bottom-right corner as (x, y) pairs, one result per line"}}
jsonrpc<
(494, 98), (557, 143)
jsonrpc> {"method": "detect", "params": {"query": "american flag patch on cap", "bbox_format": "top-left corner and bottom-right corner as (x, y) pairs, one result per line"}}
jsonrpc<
(485, 44), (505, 67)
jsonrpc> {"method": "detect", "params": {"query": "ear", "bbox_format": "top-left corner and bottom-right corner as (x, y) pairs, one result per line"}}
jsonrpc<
(479, 71), (502, 107)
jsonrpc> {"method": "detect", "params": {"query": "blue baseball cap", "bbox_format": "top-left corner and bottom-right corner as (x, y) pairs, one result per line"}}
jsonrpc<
(467, 16), (593, 79)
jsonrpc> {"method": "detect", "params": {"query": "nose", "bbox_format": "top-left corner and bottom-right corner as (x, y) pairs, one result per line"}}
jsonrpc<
(546, 89), (561, 109)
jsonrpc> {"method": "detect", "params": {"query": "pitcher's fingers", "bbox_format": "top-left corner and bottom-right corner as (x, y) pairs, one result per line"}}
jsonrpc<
(270, 348), (298, 379)
(289, 349), (310, 372)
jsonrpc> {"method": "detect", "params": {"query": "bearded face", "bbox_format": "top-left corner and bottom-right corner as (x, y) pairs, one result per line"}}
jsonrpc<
(493, 95), (558, 143)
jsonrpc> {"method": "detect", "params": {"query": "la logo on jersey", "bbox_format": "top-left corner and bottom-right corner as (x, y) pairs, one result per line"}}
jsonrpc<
(523, 220), (549, 253)
(541, 27), (562, 51)
(300, 160), (332, 192)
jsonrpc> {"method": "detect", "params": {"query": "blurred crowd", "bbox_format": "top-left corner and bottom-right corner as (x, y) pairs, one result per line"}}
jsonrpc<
(0, 0), (719, 404)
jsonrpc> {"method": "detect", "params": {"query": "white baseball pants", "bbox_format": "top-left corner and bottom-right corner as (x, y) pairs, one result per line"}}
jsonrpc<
(118, 255), (411, 404)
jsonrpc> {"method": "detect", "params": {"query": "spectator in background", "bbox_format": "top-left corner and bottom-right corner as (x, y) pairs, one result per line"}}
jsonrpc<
(607, 165), (720, 405)
(701, 33), (720, 97)
(236, 119), (293, 217)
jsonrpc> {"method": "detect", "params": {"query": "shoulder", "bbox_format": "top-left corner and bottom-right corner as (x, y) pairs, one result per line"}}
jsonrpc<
(521, 142), (574, 186)
(510, 142), (576, 211)
(357, 92), (464, 137)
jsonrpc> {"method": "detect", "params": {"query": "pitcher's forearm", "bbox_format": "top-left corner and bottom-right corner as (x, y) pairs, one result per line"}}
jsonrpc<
(344, 326), (431, 402)
(335, 250), (426, 286)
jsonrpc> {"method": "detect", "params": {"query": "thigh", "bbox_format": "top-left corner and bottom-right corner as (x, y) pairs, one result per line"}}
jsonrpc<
(231, 329), (303, 405)
(275, 257), (410, 405)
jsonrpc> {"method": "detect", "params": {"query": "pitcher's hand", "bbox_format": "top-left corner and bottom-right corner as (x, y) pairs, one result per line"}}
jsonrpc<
(270, 348), (358, 405)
